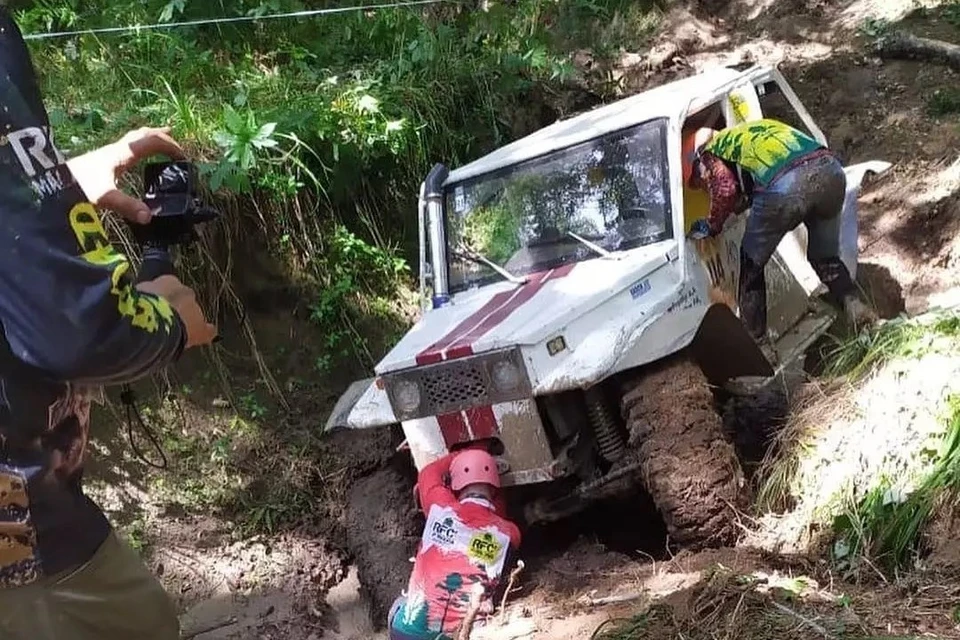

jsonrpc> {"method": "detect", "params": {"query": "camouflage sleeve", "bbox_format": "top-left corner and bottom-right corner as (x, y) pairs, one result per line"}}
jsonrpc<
(700, 152), (741, 235)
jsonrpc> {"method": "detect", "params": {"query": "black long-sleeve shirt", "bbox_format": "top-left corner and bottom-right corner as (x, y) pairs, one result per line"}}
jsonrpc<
(0, 9), (185, 587)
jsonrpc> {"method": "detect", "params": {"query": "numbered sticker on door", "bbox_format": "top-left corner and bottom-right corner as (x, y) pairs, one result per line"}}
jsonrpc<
(694, 237), (738, 310)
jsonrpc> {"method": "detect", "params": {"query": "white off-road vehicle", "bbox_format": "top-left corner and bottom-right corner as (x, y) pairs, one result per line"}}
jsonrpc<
(327, 64), (889, 614)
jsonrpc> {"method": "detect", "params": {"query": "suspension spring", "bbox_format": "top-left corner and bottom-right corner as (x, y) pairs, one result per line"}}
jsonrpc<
(585, 387), (625, 463)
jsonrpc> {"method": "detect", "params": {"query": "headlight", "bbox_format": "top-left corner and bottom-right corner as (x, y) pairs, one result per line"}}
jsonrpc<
(394, 380), (422, 413)
(491, 361), (522, 392)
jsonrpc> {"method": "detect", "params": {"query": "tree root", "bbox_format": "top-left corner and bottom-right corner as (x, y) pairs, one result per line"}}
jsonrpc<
(878, 31), (960, 71)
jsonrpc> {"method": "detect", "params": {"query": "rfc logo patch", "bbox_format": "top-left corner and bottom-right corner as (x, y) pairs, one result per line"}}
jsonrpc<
(429, 516), (457, 546)
(467, 531), (503, 566)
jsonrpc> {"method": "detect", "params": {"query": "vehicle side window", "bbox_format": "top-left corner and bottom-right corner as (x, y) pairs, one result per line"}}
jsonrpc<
(754, 80), (816, 140)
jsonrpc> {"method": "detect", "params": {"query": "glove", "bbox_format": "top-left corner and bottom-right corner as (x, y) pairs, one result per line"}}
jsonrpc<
(688, 219), (711, 240)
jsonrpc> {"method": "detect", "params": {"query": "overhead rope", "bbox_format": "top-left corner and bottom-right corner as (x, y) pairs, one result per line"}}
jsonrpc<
(22, 0), (454, 41)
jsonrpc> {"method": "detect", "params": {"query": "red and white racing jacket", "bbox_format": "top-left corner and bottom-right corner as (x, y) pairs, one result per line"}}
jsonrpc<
(391, 454), (521, 638)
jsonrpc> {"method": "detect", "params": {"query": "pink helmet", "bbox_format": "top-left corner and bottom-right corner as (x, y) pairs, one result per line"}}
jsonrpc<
(450, 449), (501, 491)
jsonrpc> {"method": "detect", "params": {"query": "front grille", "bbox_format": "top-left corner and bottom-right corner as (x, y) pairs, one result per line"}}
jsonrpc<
(422, 362), (488, 408)
(383, 347), (532, 420)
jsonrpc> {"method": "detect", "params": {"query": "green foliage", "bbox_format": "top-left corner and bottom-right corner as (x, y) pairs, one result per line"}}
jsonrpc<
(462, 203), (524, 263)
(944, 0), (960, 29)
(822, 312), (960, 381)
(832, 396), (960, 573)
(120, 515), (150, 554)
(927, 87), (960, 117)
(239, 392), (268, 419)
(591, 608), (664, 639)
(210, 105), (279, 191)
(858, 16), (891, 41)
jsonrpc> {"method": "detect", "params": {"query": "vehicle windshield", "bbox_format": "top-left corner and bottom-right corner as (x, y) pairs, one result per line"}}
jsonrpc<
(444, 118), (672, 292)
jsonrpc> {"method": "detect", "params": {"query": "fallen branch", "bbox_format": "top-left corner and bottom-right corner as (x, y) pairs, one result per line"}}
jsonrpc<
(181, 616), (239, 639)
(455, 582), (486, 640)
(878, 31), (960, 71)
(498, 560), (526, 623)
(579, 590), (648, 607)
(769, 601), (836, 639)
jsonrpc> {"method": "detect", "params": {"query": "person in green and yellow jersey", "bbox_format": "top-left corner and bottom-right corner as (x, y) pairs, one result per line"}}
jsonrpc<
(682, 118), (878, 349)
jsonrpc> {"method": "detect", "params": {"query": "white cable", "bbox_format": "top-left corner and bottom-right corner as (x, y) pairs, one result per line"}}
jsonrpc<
(22, 0), (453, 41)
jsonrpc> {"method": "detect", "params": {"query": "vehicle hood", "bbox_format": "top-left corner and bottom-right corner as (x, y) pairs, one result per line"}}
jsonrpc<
(375, 243), (676, 374)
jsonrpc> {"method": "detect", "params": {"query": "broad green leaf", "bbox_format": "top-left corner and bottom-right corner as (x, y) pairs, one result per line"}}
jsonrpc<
(357, 95), (379, 114)
(213, 130), (236, 150)
(257, 122), (277, 139)
(223, 105), (244, 134)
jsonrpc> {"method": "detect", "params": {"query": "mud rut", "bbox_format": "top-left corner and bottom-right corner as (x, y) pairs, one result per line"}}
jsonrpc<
(338, 357), (788, 630)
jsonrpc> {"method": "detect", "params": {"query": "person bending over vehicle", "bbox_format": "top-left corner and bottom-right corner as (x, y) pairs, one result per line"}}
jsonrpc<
(389, 449), (521, 640)
(0, 8), (216, 639)
(683, 118), (878, 348)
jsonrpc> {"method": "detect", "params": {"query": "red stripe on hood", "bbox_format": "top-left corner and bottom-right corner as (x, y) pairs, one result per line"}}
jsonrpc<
(437, 412), (470, 445)
(415, 264), (574, 365)
(415, 289), (516, 366)
(464, 406), (498, 440)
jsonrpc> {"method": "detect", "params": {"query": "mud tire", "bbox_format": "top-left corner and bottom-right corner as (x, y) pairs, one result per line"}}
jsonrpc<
(722, 383), (790, 476)
(620, 357), (750, 549)
(343, 459), (421, 627)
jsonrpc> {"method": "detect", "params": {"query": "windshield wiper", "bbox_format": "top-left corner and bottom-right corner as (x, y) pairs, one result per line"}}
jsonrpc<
(454, 244), (528, 285)
(566, 231), (619, 259)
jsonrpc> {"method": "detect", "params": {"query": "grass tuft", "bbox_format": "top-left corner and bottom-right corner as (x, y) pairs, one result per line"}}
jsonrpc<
(754, 310), (960, 575)
(832, 395), (960, 572)
(927, 87), (960, 117)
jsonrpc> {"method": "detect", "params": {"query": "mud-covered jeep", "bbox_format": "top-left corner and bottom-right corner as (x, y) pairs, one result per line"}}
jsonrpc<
(327, 64), (889, 611)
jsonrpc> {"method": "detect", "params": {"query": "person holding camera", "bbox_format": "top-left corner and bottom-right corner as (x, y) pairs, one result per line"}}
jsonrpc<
(0, 8), (216, 639)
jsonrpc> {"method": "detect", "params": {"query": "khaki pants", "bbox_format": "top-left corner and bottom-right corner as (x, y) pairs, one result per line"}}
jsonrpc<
(0, 532), (179, 640)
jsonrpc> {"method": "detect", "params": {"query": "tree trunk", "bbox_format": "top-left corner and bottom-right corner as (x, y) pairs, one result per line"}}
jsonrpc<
(878, 31), (960, 71)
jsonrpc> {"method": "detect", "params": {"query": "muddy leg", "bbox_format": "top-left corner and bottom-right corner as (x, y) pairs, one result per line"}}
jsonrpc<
(738, 207), (792, 345)
(738, 249), (768, 342)
(804, 156), (878, 328)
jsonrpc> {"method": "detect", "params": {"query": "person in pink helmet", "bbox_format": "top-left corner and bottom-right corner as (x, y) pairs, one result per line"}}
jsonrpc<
(388, 448), (521, 640)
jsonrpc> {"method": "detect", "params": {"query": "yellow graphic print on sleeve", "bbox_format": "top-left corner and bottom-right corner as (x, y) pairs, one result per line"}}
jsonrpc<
(68, 203), (177, 334)
(704, 119), (822, 186)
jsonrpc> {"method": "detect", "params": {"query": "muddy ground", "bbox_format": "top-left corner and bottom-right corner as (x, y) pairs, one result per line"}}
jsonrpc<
(87, 0), (960, 638)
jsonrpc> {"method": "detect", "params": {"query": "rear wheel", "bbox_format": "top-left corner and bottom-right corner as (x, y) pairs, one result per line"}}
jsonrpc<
(620, 357), (749, 548)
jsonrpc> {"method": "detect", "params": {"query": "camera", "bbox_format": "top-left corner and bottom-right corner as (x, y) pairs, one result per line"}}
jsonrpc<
(130, 161), (219, 250)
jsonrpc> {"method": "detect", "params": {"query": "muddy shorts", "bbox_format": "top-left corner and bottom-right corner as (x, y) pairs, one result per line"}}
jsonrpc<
(0, 531), (179, 640)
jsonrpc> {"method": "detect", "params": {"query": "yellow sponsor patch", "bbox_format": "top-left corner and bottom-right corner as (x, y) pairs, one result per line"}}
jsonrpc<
(467, 532), (503, 566)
